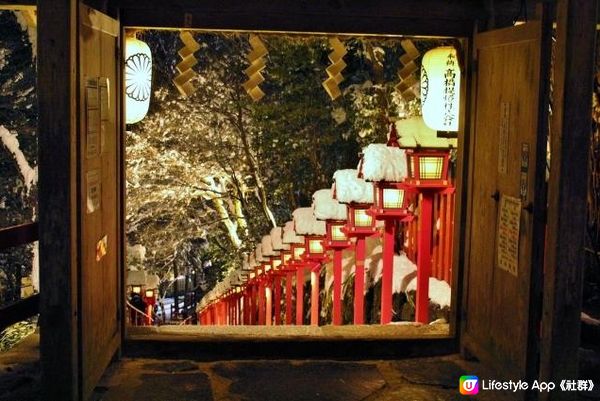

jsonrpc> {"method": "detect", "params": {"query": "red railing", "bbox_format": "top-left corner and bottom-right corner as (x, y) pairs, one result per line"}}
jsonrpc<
(403, 191), (455, 284)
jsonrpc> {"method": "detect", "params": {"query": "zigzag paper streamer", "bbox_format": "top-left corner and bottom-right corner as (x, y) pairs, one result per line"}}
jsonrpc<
(322, 37), (347, 101)
(394, 40), (421, 101)
(242, 34), (268, 102)
(174, 31), (201, 97)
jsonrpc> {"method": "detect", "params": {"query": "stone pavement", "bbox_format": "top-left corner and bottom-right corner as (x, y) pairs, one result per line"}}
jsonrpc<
(92, 355), (518, 401)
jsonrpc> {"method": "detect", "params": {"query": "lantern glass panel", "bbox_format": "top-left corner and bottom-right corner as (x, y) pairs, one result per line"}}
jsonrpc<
(383, 188), (405, 209)
(293, 246), (305, 260)
(308, 239), (324, 254)
(250, 272), (256, 279)
(331, 224), (347, 241)
(419, 156), (444, 179)
(354, 209), (373, 227)
(132, 286), (141, 294)
(283, 253), (292, 264)
(272, 259), (282, 269)
(145, 289), (154, 298)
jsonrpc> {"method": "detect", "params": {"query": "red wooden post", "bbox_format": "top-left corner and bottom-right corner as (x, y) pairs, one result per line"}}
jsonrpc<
(285, 272), (294, 325)
(310, 266), (320, 326)
(258, 281), (266, 325)
(381, 219), (396, 324)
(332, 249), (343, 325)
(265, 282), (272, 326)
(354, 237), (366, 325)
(296, 266), (305, 325)
(251, 283), (257, 325)
(416, 192), (433, 323)
(273, 275), (282, 325)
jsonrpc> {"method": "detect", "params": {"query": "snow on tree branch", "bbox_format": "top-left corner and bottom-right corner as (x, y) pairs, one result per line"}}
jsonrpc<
(0, 125), (37, 194)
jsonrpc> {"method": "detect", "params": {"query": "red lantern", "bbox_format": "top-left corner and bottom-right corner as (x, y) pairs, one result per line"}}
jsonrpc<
(405, 149), (450, 189)
(303, 235), (327, 261)
(370, 182), (412, 219)
(343, 204), (377, 236)
(325, 220), (352, 248)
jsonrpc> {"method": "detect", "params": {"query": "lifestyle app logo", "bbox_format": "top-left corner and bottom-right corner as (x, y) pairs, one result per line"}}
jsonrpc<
(460, 376), (479, 395)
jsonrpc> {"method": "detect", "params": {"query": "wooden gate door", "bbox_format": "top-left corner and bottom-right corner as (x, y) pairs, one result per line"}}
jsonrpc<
(461, 20), (550, 386)
(78, 5), (122, 399)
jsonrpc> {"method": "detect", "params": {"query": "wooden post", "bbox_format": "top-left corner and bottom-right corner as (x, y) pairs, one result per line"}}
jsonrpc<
(332, 249), (343, 325)
(273, 275), (282, 325)
(310, 268), (320, 326)
(38, 0), (79, 399)
(354, 237), (366, 324)
(265, 283), (272, 326)
(381, 219), (396, 324)
(285, 272), (294, 325)
(296, 266), (305, 325)
(258, 281), (266, 325)
(540, 0), (597, 398)
(250, 283), (257, 325)
(416, 193), (433, 323)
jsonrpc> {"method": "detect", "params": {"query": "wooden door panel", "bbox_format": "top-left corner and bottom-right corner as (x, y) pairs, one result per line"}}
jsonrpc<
(79, 5), (121, 400)
(463, 21), (546, 382)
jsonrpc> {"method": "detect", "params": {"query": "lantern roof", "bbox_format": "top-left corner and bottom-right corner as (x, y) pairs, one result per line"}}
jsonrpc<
(333, 169), (374, 204)
(361, 144), (408, 182)
(312, 188), (347, 221)
(270, 226), (290, 251)
(282, 220), (305, 244)
(145, 274), (160, 289)
(261, 235), (277, 256)
(292, 207), (327, 236)
(395, 117), (457, 149)
(127, 270), (147, 286)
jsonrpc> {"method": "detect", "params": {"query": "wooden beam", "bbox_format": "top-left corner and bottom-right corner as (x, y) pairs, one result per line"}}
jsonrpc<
(0, 222), (38, 250)
(117, 0), (483, 37)
(38, 0), (79, 400)
(540, 1), (597, 400)
(0, 294), (39, 332)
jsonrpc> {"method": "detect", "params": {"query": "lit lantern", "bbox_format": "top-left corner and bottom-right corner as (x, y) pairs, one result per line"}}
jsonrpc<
(405, 149), (450, 188)
(132, 285), (142, 294)
(144, 289), (154, 298)
(125, 35), (152, 124)
(303, 235), (326, 261)
(280, 249), (292, 267)
(346, 205), (376, 234)
(421, 46), (461, 132)
(325, 220), (351, 248)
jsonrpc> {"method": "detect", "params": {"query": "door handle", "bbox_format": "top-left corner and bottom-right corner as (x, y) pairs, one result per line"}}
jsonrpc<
(491, 190), (500, 202)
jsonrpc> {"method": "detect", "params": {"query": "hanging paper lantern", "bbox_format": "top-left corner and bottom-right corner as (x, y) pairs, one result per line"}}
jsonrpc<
(421, 46), (460, 132)
(125, 36), (152, 124)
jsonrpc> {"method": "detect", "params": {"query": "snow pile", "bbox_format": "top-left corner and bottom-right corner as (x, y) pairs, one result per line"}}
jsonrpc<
(126, 270), (146, 286)
(0, 126), (38, 194)
(406, 276), (451, 308)
(248, 253), (259, 268)
(261, 235), (277, 256)
(312, 188), (347, 221)
(270, 227), (290, 251)
(333, 169), (374, 204)
(282, 220), (304, 244)
(292, 207), (326, 236)
(255, 244), (266, 262)
(145, 274), (160, 289)
(396, 116), (457, 149)
(361, 144), (408, 182)
(370, 253), (418, 293)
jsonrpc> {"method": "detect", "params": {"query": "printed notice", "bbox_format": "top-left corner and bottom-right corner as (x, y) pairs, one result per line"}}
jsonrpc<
(99, 77), (110, 154)
(85, 77), (100, 159)
(86, 170), (101, 214)
(498, 102), (510, 175)
(496, 194), (521, 276)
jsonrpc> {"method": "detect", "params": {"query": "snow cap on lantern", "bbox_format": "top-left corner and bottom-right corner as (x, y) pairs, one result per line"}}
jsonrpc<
(361, 144), (408, 182)
(125, 35), (152, 124)
(292, 207), (326, 236)
(333, 169), (374, 204)
(396, 117), (457, 148)
(312, 189), (347, 221)
(282, 220), (304, 244)
(261, 235), (277, 257)
(145, 274), (160, 289)
(255, 244), (266, 263)
(270, 227), (290, 251)
(421, 46), (461, 132)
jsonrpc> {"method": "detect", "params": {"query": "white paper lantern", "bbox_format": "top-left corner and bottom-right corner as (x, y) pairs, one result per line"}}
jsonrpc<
(421, 46), (460, 132)
(125, 36), (152, 124)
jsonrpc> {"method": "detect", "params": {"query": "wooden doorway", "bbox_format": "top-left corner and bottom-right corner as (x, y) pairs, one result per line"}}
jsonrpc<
(461, 20), (550, 386)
